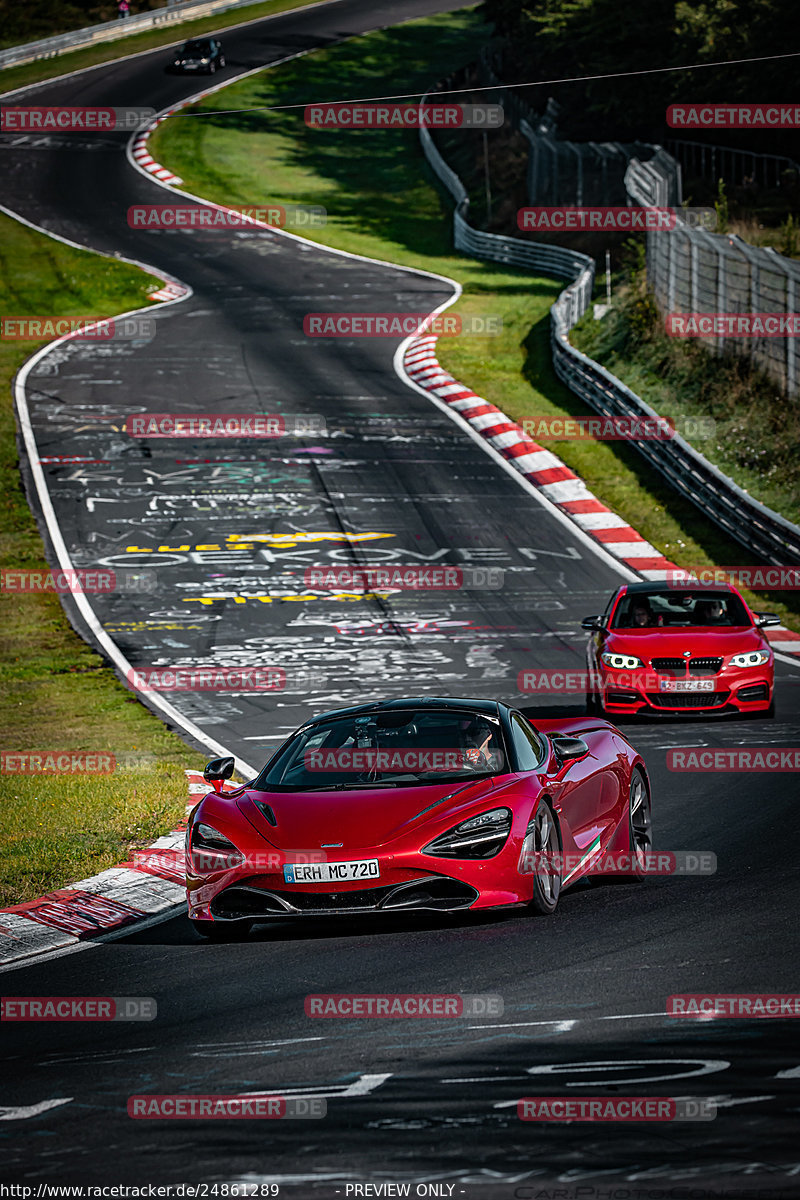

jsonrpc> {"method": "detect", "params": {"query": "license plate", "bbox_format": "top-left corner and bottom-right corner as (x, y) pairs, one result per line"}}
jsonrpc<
(659, 679), (715, 692)
(283, 859), (380, 884)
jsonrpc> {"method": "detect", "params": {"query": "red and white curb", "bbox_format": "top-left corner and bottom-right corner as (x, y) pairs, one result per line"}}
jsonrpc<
(132, 118), (183, 187)
(402, 334), (800, 660)
(0, 770), (222, 968)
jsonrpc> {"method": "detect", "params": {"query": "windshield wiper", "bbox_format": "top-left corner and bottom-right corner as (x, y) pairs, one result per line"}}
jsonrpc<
(304, 780), (400, 790)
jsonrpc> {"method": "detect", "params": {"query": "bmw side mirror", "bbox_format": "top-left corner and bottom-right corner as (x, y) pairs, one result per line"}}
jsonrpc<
(755, 613), (781, 628)
(551, 736), (590, 764)
(581, 615), (606, 631)
(203, 755), (235, 793)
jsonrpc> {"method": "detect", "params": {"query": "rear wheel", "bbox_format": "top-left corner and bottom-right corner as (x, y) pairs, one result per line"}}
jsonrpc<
(528, 799), (562, 915)
(191, 919), (252, 941)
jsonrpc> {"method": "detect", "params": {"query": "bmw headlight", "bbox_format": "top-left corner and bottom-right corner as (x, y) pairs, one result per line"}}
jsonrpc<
(730, 650), (771, 668)
(601, 652), (644, 670)
(423, 808), (511, 859)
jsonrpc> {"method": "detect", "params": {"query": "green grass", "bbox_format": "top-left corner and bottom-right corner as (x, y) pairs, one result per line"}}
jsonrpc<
(149, 8), (800, 636)
(0, 0), (327, 95)
(0, 213), (203, 906)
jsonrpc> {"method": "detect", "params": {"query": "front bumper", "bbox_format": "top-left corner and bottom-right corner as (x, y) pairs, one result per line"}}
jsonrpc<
(201, 874), (480, 921)
(597, 669), (772, 715)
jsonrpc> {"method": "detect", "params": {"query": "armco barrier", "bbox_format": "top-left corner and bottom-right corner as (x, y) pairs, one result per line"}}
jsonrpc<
(420, 90), (800, 566)
(0, 0), (271, 72)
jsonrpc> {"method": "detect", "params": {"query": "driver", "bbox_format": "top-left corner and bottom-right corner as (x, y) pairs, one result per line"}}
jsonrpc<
(696, 598), (726, 624)
(630, 600), (654, 627)
(462, 718), (498, 768)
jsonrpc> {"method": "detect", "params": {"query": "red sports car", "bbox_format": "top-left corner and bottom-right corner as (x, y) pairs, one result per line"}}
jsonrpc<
(185, 698), (652, 939)
(583, 582), (779, 718)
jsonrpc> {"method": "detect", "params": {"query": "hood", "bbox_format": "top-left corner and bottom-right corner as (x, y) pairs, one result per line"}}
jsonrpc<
(605, 626), (767, 659)
(236, 776), (498, 851)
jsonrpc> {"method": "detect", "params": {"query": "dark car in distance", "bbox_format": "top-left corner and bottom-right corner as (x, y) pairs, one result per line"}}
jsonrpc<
(168, 37), (225, 74)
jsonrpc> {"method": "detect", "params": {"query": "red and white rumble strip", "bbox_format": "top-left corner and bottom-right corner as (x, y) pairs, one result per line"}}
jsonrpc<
(0, 770), (220, 968)
(401, 334), (800, 660)
(131, 118), (183, 188)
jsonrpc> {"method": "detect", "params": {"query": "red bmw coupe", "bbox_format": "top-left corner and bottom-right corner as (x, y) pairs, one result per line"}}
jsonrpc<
(583, 581), (779, 718)
(185, 698), (652, 939)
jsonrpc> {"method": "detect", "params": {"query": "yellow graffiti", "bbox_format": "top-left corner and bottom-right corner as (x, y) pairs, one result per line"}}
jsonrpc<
(226, 531), (394, 548)
(182, 592), (396, 606)
(125, 531), (394, 553)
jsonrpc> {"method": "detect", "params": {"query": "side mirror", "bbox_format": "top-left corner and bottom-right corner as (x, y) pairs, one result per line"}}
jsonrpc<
(581, 615), (606, 631)
(551, 735), (590, 764)
(755, 613), (781, 628)
(203, 755), (235, 793)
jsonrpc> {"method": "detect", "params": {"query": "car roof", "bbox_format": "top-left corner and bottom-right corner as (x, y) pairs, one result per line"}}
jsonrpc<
(619, 580), (737, 596)
(305, 696), (504, 726)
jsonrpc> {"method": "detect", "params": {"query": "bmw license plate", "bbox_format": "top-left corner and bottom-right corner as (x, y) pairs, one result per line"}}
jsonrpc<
(659, 679), (715, 692)
(283, 859), (380, 884)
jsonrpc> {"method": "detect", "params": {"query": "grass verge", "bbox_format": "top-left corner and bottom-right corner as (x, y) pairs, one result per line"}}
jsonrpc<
(0, 213), (202, 906)
(149, 8), (800, 636)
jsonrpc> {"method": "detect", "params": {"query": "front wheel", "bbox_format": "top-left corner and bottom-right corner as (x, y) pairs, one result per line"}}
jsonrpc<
(528, 799), (562, 915)
(191, 919), (252, 941)
(626, 767), (652, 882)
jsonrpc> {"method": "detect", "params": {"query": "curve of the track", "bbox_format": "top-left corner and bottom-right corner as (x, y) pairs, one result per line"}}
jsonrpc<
(2, 1), (800, 1192)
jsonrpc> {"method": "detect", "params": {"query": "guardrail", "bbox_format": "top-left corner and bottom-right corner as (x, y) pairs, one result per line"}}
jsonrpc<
(666, 138), (800, 190)
(0, 0), (267, 72)
(420, 91), (800, 566)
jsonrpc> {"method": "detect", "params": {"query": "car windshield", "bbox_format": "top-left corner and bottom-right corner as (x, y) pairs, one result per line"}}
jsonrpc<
(612, 589), (751, 629)
(182, 41), (210, 53)
(256, 708), (509, 790)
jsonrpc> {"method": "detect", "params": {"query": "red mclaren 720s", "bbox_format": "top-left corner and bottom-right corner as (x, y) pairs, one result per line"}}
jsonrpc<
(186, 697), (652, 939)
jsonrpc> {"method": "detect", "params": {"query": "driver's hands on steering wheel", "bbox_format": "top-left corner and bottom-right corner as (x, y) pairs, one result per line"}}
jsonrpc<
(465, 733), (494, 766)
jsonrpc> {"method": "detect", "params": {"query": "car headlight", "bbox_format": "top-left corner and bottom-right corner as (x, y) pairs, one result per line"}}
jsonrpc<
(188, 821), (243, 871)
(199, 57), (210, 63)
(730, 650), (771, 668)
(423, 807), (512, 859)
(601, 652), (644, 670)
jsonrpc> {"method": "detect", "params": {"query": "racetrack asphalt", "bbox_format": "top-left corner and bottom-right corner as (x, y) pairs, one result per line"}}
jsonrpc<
(2, 0), (800, 1191)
